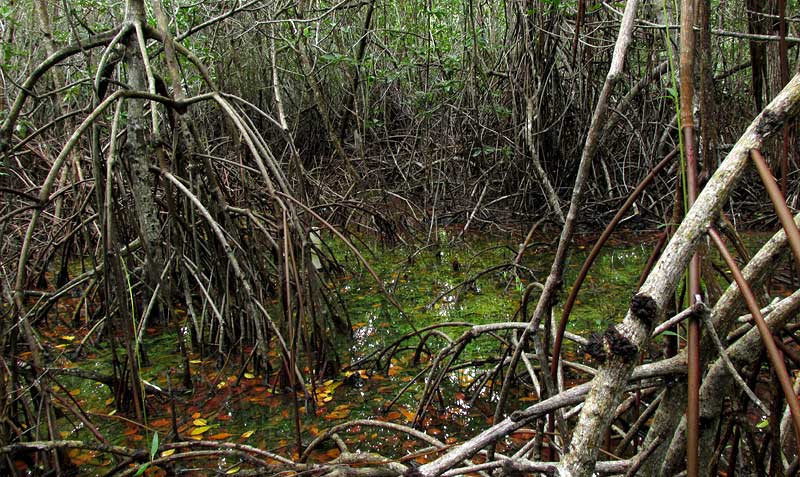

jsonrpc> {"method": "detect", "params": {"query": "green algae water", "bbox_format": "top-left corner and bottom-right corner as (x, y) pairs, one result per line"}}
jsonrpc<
(49, 231), (654, 473)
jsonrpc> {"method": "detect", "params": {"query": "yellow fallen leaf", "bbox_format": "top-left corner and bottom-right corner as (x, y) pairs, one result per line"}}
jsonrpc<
(189, 359), (202, 364)
(243, 372), (255, 379)
(226, 466), (241, 474)
(193, 418), (207, 426)
(69, 389), (81, 396)
(324, 409), (350, 420)
(108, 409), (116, 416)
(241, 430), (255, 439)
(399, 407), (416, 423)
(161, 449), (176, 457)
(62, 335), (76, 341)
(191, 426), (211, 436)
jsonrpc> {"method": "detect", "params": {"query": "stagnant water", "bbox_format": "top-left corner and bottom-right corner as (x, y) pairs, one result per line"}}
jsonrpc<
(43, 230), (662, 473)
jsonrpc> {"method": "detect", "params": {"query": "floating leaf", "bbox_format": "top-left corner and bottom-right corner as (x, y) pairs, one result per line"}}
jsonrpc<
(398, 407), (415, 423)
(68, 449), (97, 465)
(161, 449), (176, 457)
(69, 389), (80, 396)
(190, 426), (211, 436)
(324, 409), (350, 420)
(241, 430), (255, 439)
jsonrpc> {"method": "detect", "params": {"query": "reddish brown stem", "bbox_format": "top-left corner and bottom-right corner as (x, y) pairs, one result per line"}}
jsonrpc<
(685, 126), (703, 477)
(679, 0), (701, 471)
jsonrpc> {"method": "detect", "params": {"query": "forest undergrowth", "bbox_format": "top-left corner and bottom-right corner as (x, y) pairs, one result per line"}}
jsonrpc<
(3, 0), (800, 476)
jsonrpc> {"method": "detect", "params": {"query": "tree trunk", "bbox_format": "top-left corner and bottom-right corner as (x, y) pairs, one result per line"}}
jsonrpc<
(123, 0), (165, 313)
